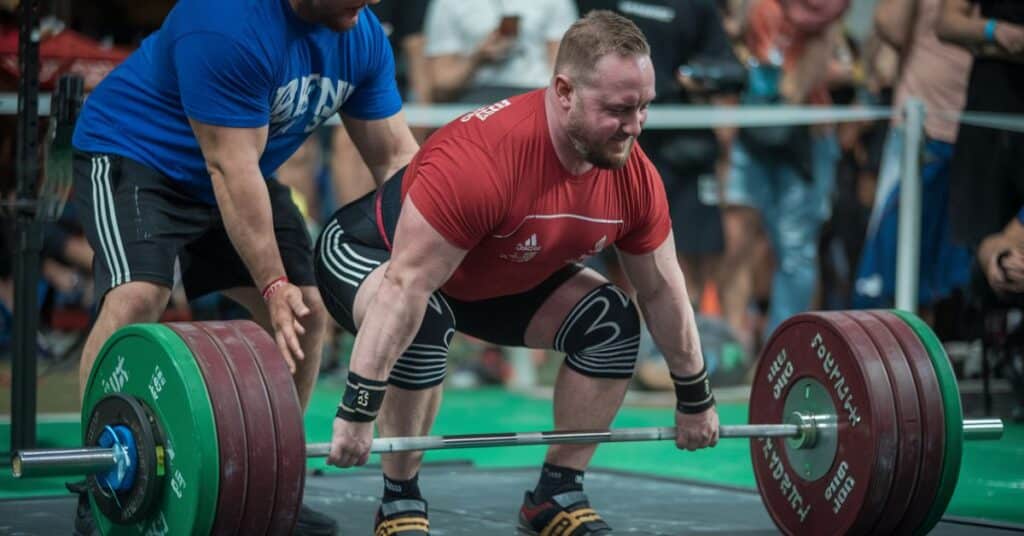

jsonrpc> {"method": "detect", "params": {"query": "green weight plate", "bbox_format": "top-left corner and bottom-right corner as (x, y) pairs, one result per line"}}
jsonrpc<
(889, 310), (964, 536)
(82, 324), (219, 536)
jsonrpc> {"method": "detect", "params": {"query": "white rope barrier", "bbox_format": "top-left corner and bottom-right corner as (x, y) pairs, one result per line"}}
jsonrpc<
(5, 93), (1022, 132)
(0, 93), (892, 128)
(5, 92), (1023, 317)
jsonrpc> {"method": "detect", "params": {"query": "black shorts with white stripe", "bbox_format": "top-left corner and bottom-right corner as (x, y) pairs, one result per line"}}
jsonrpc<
(314, 177), (594, 389)
(314, 186), (455, 390)
(71, 151), (315, 302)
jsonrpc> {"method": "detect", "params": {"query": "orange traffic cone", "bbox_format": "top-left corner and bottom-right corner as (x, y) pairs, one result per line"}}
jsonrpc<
(699, 280), (722, 318)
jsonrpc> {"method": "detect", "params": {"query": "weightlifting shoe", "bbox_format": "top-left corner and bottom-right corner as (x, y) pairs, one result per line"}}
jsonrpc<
(517, 490), (611, 535)
(374, 498), (430, 535)
(67, 480), (98, 536)
(295, 503), (339, 536)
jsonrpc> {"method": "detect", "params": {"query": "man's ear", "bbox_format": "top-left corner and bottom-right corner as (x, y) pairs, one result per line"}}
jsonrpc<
(553, 74), (574, 109)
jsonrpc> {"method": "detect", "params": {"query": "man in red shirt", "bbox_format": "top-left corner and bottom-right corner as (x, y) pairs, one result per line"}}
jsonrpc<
(316, 11), (718, 535)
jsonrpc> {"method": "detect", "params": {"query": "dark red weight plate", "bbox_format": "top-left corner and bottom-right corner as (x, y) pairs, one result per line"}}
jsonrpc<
(198, 322), (278, 535)
(749, 312), (898, 536)
(166, 323), (248, 536)
(233, 320), (306, 535)
(869, 311), (946, 534)
(842, 311), (922, 534)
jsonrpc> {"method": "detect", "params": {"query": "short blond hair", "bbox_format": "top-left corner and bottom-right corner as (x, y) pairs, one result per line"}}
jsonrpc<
(553, 10), (651, 86)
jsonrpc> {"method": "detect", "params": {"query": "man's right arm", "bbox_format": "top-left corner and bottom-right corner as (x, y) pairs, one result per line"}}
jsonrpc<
(190, 120), (310, 367)
(423, 0), (511, 101)
(429, 36), (513, 101)
(190, 121), (281, 288)
(346, 196), (468, 381)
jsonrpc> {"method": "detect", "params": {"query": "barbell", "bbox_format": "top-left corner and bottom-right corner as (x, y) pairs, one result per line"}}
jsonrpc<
(9, 310), (1006, 535)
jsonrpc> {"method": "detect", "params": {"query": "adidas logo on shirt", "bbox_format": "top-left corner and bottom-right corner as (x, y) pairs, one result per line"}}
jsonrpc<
(501, 233), (542, 263)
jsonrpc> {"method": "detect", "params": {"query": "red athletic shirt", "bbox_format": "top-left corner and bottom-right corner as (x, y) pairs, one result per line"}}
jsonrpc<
(401, 89), (671, 301)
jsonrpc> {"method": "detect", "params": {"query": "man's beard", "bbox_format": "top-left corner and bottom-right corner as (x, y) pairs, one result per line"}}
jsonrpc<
(566, 107), (633, 170)
(303, 0), (362, 31)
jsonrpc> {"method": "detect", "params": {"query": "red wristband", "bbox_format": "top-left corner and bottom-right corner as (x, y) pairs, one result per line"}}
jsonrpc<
(261, 276), (288, 301)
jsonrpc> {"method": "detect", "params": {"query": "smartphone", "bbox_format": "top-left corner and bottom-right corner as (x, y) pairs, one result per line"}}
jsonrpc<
(499, 15), (520, 38)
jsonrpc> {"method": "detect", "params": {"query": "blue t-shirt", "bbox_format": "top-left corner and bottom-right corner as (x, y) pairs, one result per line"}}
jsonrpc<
(73, 0), (402, 204)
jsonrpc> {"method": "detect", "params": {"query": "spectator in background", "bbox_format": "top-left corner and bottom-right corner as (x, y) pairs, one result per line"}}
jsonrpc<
(938, 0), (1024, 254)
(579, 0), (742, 313)
(424, 0), (578, 103)
(576, 0), (744, 388)
(852, 0), (974, 319)
(975, 208), (1024, 421)
(331, 0), (432, 208)
(939, 0), (1024, 422)
(720, 0), (846, 346)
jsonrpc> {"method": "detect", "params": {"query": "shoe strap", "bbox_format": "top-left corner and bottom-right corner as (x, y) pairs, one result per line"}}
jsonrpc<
(380, 499), (427, 517)
(550, 490), (588, 509)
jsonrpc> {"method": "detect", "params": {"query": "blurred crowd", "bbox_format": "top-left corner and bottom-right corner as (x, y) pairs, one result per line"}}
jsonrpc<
(1, 0), (1022, 417)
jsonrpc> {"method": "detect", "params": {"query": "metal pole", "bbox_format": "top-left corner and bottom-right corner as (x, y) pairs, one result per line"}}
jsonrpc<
(895, 98), (925, 312)
(12, 448), (117, 478)
(962, 418), (1004, 440)
(13, 419), (1005, 479)
(11, 0), (41, 454)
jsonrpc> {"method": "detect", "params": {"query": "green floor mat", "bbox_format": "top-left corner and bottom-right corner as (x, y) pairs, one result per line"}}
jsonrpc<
(3, 386), (1023, 525)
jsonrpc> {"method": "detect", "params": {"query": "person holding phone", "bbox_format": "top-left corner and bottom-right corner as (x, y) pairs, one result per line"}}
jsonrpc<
(423, 0), (578, 103)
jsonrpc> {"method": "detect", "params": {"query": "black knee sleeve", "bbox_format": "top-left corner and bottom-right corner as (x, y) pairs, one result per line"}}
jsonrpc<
(554, 284), (640, 379)
(388, 293), (456, 390)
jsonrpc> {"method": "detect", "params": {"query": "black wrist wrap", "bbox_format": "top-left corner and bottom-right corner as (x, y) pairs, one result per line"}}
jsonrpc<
(671, 366), (716, 414)
(336, 372), (387, 422)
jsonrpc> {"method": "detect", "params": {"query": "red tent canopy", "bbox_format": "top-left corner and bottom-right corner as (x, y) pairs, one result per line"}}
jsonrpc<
(0, 28), (130, 90)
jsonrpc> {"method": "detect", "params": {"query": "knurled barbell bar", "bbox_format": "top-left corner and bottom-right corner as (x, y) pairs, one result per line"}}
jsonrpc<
(8, 311), (1007, 535)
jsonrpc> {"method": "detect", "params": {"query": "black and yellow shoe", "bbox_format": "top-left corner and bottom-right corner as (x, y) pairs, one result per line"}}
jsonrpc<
(374, 498), (430, 535)
(295, 504), (339, 536)
(517, 490), (612, 535)
(66, 480), (98, 536)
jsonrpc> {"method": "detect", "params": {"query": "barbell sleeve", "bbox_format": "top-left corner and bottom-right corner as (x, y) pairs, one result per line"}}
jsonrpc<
(14, 419), (1002, 479)
(12, 447), (118, 478)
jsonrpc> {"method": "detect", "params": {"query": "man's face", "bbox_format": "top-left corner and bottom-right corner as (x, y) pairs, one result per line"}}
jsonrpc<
(565, 53), (655, 170)
(301, 0), (379, 32)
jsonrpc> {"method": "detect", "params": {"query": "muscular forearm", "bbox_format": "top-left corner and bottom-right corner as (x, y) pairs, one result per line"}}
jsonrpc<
(638, 290), (705, 377)
(365, 145), (417, 186)
(209, 166), (286, 290)
(346, 274), (430, 381)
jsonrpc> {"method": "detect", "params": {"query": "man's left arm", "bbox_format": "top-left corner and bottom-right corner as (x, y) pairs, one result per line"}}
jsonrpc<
(618, 234), (719, 450)
(618, 234), (703, 376)
(342, 111), (420, 185)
